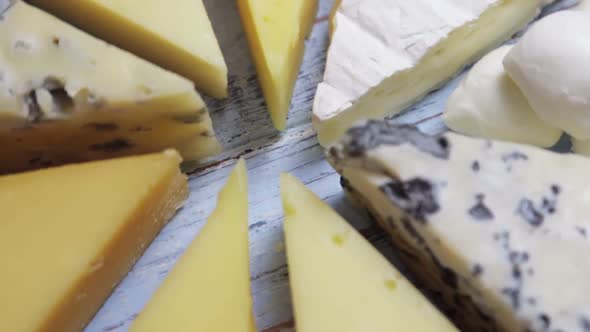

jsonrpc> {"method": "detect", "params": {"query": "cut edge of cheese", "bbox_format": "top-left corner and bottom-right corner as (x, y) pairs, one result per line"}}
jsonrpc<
(0, 150), (188, 332)
(129, 159), (256, 332)
(313, 0), (543, 146)
(238, 0), (319, 130)
(330, 121), (590, 331)
(29, 0), (229, 98)
(0, 2), (221, 174)
(280, 173), (459, 332)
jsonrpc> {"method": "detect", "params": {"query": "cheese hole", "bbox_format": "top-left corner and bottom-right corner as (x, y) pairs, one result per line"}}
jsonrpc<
(332, 234), (346, 247)
(385, 279), (397, 291)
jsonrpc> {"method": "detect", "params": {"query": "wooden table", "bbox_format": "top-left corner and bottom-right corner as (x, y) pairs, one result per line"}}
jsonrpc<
(14, 0), (570, 330)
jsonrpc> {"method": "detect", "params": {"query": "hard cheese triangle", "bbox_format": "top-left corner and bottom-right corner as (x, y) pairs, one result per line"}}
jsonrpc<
(238, 0), (318, 130)
(331, 121), (590, 332)
(0, 1), (220, 174)
(313, 0), (547, 146)
(280, 173), (458, 332)
(0, 150), (188, 332)
(130, 159), (256, 332)
(30, 0), (229, 98)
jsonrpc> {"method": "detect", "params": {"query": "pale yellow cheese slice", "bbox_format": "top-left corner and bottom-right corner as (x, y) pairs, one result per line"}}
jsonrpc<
(0, 2), (220, 174)
(238, 0), (318, 130)
(0, 150), (188, 332)
(30, 0), (228, 98)
(130, 159), (256, 332)
(280, 173), (459, 332)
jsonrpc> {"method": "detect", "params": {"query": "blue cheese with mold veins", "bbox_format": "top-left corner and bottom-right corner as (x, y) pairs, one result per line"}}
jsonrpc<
(0, 2), (220, 173)
(330, 121), (590, 332)
(313, 0), (551, 146)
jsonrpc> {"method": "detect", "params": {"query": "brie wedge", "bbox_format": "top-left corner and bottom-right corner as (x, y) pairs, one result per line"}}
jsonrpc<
(330, 121), (590, 332)
(313, 0), (547, 146)
(504, 10), (590, 140)
(444, 45), (562, 147)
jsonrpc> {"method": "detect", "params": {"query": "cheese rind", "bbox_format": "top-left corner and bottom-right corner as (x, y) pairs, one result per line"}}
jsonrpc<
(30, 0), (229, 98)
(504, 10), (590, 140)
(0, 2), (220, 174)
(313, 0), (544, 146)
(238, 0), (318, 130)
(0, 150), (188, 332)
(331, 121), (590, 332)
(444, 45), (562, 147)
(129, 159), (256, 332)
(281, 173), (458, 332)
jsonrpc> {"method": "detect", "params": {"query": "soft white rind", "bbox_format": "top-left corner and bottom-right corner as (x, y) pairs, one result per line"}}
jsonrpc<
(313, 0), (544, 146)
(504, 10), (590, 139)
(444, 45), (562, 147)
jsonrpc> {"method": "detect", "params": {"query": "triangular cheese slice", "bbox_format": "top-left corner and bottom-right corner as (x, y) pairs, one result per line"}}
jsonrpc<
(0, 150), (188, 332)
(130, 159), (256, 332)
(0, 2), (220, 174)
(280, 173), (458, 332)
(30, 0), (228, 98)
(238, 0), (318, 130)
(313, 0), (547, 146)
(331, 121), (590, 331)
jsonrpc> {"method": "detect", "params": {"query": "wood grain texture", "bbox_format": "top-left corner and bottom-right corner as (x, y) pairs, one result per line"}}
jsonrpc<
(61, 0), (574, 330)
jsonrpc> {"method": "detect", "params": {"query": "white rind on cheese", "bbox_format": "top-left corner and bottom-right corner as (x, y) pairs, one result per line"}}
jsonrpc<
(313, 0), (545, 146)
(0, 2), (220, 173)
(331, 121), (590, 332)
(504, 10), (590, 140)
(444, 45), (562, 147)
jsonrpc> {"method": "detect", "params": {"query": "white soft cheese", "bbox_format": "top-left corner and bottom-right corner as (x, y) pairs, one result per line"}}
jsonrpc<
(504, 10), (590, 139)
(313, 0), (545, 146)
(331, 121), (590, 332)
(444, 45), (562, 147)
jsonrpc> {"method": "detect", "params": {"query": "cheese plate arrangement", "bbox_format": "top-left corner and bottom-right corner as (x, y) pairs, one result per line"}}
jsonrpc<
(0, 0), (588, 331)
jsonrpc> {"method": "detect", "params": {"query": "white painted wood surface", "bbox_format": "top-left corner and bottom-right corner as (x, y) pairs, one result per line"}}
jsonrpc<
(4, 0), (572, 330)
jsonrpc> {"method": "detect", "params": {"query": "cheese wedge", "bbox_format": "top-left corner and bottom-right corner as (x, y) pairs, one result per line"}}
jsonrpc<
(130, 160), (255, 332)
(30, 0), (228, 98)
(238, 0), (318, 130)
(0, 150), (188, 332)
(444, 45), (562, 147)
(0, 2), (220, 174)
(280, 173), (458, 332)
(330, 121), (590, 332)
(313, 0), (546, 146)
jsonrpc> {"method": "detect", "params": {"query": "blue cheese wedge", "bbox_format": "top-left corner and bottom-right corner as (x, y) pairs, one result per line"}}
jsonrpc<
(313, 0), (549, 146)
(0, 2), (220, 174)
(330, 121), (590, 332)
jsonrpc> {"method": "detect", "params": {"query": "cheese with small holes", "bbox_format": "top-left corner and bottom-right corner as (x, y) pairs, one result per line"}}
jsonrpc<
(313, 0), (548, 146)
(29, 0), (228, 98)
(280, 173), (458, 332)
(130, 159), (256, 332)
(330, 121), (590, 332)
(0, 2), (220, 174)
(0, 150), (188, 332)
(444, 45), (562, 147)
(237, 0), (318, 130)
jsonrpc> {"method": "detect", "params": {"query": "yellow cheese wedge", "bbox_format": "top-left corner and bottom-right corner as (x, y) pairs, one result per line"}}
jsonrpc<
(238, 0), (318, 130)
(30, 0), (228, 98)
(130, 159), (256, 332)
(0, 150), (188, 332)
(280, 174), (459, 332)
(0, 2), (220, 174)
